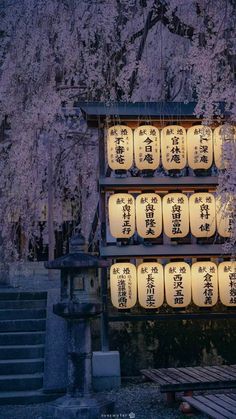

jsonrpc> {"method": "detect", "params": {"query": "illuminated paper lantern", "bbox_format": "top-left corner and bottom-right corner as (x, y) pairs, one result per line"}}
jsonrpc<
(189, 193), (216, 238)
(218, 262), (236, 306)
(214, 125), (236, 169)
(214, 126), (224, 170)
(164, 262), (191, 308)
(107, 125), (133, 170)
(134, 125), (160, 170)
(192, 262), (218, 307)
(162, 193), (189, 238)
(216, 196), (234, 238)
(8, 207), (20, 223)
(50, 201), (74, 223)
(187, 125), (213, 170)
(62, 201), (73, 221)
(108, 194), (135, 238)
(110, 263), (137, 309)
(38, 200), (48, 222)
(137, 263), (164, 308)
(37, 200), (75, 223)
(136, 193), (162, 238)
(161, 125), (187, 170)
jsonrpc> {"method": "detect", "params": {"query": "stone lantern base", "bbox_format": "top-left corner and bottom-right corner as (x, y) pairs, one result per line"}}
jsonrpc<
(53, 394), (114, 419)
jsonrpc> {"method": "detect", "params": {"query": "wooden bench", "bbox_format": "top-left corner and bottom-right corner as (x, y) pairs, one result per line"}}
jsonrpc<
(141, 365), (236, 404)
(182, 393), (236, 418)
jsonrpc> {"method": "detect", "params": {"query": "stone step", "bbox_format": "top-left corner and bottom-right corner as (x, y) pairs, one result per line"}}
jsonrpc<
(0, 358), (44, 375)
(0, 389), (61, 405)
(0, 299), (46, 309)
(0, 344), (44, 359)
(0, 292), (47, 301)
(0, 319), (46, 332)
(0, 309), (46, 320)
(0, 331), (45, 345)
(0, 373), (43, 391)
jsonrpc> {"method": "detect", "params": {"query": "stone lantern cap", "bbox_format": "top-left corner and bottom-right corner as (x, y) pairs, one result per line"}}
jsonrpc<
(45, 233), (110, 270)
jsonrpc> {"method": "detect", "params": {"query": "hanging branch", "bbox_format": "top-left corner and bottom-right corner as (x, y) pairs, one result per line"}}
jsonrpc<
(126, 1), (235, 98)
(127, 1), (196, 98)
(112, 0), (195, 67)
(128, 9), (153, 98)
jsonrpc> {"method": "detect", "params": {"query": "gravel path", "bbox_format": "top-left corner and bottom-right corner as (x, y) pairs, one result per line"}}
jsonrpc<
(0, 383), (207, 419)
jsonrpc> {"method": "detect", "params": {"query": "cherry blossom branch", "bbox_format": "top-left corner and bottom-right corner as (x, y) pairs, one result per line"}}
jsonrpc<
(127, 1), (195, 97)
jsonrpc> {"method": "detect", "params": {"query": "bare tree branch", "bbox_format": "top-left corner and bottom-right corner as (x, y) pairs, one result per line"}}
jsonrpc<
(127, 1), (195, 98)
(112, 1), (195, 66)
(112, 1), (196, 98)
(128, 9), (153, 97)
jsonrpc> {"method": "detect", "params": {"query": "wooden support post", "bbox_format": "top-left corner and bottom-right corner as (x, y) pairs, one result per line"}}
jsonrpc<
(184, 390), (193, 397)
(166, 391), (176, 405)
(101, 267), (109, 351)
(98, 121), (109, 351)
(47, 133), (55, 280)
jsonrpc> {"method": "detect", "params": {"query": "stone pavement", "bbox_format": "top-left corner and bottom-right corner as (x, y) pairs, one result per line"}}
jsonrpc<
(0, 382), (207, 419)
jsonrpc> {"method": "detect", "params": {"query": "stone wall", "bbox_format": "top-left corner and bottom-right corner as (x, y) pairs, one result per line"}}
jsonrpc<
(8, 261), (60, 290)
(107, 319), (236, 376)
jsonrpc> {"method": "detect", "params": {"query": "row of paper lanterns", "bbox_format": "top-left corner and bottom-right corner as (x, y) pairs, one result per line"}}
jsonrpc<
(107, 124), (235, 171)
(108, 193), (233, 239)
(8, 200), (75, 223)
(110, 261), (236, 309)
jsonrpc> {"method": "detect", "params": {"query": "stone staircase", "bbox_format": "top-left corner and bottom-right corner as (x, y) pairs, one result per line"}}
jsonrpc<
(0, 291), (60, 404)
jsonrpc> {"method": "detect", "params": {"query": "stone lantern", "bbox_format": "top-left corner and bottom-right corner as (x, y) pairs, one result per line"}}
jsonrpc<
(46, 233), (114, 419)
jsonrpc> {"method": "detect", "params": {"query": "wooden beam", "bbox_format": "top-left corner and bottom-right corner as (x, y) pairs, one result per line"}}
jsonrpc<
(100, 244), (226, 258)
(108, 312), (236, 322)
(99, 176), (218, 190)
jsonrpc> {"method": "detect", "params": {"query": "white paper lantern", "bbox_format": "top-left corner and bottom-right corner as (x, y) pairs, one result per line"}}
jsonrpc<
(187, 125), (213, 170)
(218, 262), (236, 306)
(108, 194), (135, 239)
(165, 262), (191, 308)
(214, 125), (236, 169)
(110, 263), (137, 309)
(189, 193), (216, 238)
(107, 125), (133, 170)
(137, 263), (164, 308)
(8, 211), (20, 222)
(62, 201), (74, 221)
(216, 196), (234, 238)
(161, 125), (187, 170)
(134, 125), (160, 170)
(38, 200), (48, 222)
(136, 194), (162, 238)
(192, 262), (218, 307)
(162, 193), (189, 238)
(214, 126), (224, 169)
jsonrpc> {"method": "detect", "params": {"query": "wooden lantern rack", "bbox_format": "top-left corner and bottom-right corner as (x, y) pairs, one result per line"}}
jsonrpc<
(77, 102), (236, 351)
